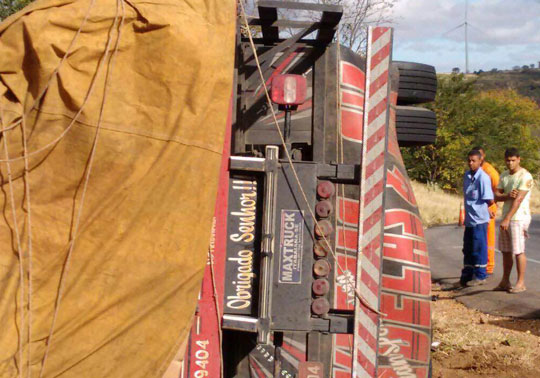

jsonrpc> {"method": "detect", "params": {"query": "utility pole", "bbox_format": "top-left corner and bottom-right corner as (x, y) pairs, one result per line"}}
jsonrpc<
(465, 0), (469, 74)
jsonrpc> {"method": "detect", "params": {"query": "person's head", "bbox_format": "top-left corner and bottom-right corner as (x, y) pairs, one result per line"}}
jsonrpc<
(472, 146), (485, 161)
(504, 147), (521, 172)
(467, 149), (483, 172)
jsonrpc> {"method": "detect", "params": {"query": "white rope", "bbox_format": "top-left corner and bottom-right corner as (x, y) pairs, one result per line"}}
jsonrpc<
(237, 0), (385, 318)
(335, 37), (355, 359)
(208, 243), (224, 378)
(0, 104), (26, 378)
(20, 112), (34, 378)
(0, 0), (97, 163)
(336, 36), (352, 311)
(38, 1), (125, 375)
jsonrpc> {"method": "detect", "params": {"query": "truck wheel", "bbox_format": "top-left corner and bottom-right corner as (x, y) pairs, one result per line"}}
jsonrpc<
(395, 106), (437, 147)
(393, 61), (437, 105)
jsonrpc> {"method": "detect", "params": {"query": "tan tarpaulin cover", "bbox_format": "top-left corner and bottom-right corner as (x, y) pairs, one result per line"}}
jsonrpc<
(0, 0), (235, 376)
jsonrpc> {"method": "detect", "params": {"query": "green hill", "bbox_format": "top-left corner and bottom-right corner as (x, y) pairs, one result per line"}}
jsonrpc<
(473, 69), (540, 106)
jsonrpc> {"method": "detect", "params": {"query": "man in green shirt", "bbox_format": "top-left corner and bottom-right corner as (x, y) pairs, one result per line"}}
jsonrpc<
(494, 148), (534, 293)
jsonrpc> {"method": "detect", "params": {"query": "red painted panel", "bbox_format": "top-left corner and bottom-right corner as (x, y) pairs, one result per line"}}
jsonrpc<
(334, 254), (357, 310)
(378, 324), (430, 364)
(336, 197), (359, 226)
(336, 227), (359, 252)
(381, 293), (431, 328)
(341, 91), (364, 107)
(383, 234), (429, 268)
(382, 266), (431, 297)
(341, 62), (366, 89)
(341, 109), (363, 142)
(384, 209), (425, 240)
(281, 340), (307, 363)
(386, 166), (417, 207)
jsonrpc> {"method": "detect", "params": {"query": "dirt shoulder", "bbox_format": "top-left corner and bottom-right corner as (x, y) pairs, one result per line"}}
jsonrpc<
(431, 284), (540, 377)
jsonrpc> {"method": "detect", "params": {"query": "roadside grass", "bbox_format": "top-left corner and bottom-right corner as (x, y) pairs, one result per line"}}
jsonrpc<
(412, 181), (540, 228)
(411, 182), (461, 227)
(530, 183), (540, 214)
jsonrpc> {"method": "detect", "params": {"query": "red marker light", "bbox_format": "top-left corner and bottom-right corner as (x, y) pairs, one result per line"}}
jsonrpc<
(311, 297), (330, 316)
(313, 259), (331, 277)
(312, 278), (330, 296)
(271, 74), (307, 106)
(313, 241), (330, 257)
(317, 181), (335, 198)
(315, 200), (333, 218)
(315, 220), (333, 238)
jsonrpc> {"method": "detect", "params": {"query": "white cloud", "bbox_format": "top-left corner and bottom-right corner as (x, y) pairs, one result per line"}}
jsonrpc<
(390, 0), (540, 72)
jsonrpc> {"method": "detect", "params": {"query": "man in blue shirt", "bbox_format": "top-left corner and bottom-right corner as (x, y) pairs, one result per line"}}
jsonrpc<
(459, 149), (496, 286)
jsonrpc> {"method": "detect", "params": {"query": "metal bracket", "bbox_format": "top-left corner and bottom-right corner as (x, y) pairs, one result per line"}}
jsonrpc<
(258, 145), (279, 344)
(310, 314), (353, 334)
(229, 156), (266, 172)
(222, 314), (259, 333)
(317, 163), (360, 183)
(229, 155), (280, 173)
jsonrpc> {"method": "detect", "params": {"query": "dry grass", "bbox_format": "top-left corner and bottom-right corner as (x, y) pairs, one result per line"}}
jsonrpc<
(412, 181), (540, 228)
(530, 184), (540, 214)
(411, 182), (462, 227)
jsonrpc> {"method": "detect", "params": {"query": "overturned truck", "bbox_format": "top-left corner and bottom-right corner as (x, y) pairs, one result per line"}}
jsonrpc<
(182, 2), (437, 377)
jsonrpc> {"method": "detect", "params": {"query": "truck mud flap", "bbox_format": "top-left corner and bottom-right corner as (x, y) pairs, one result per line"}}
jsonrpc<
(353, 27), (431, 378)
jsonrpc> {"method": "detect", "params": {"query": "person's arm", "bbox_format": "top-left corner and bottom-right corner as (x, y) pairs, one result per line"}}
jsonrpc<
(500, 190), (528, 230)
(491, 169), (500, 192)
(481, 175), (496, 217)
(494, 188), (510, 202)
(490, 169), (500, 211)
(487, 199), (496, 218)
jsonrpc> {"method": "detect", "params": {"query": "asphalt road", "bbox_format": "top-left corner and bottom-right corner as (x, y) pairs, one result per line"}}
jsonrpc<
(426, 215), (540, 319)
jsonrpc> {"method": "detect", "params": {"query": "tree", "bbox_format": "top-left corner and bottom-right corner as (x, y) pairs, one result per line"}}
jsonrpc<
(0, 0), (32, 21)
(242, 0), (397, 53)
(329, 0), (397, 53)
(401, 74), (540, 190)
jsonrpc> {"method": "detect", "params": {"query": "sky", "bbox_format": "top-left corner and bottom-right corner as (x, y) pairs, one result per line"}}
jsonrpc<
(390, 0), (540, 73)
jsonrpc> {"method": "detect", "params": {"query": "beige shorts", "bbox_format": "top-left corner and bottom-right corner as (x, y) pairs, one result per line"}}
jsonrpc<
(499, 219), (531, 255)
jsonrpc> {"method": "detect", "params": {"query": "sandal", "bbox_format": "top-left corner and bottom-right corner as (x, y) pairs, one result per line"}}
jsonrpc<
(493, 284), (512, 292)
(508, 286), (526, 294)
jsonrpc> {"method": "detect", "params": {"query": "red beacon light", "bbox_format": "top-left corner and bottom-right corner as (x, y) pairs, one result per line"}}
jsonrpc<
(271, 74), (307, 106)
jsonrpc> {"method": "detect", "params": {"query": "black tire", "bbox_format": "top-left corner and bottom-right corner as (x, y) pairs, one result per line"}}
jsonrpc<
(396, 106), (437, 147)
(393, 61), (437, 105)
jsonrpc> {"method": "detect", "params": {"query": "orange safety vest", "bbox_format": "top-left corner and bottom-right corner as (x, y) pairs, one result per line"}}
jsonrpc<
(482, 161), (499, 213)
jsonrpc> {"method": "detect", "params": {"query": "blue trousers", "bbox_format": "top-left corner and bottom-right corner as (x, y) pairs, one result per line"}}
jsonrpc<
(461, 223), (488, 283)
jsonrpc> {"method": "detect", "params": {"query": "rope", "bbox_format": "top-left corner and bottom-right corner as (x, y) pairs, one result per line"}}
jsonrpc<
(20, 112), (34, 378)
(0, 104), (26, 378)
(0, 0), (98, 374)
(335, 38), (355, 358)
(0, 0), (96, 136)
(334, 35), (353, 360)
(38, 1), (125, 376)
(237, 0), (385, 318)
(335, 37), (352, 312)
(0, 0), (98, 163)
(0, 119), (22, 134)
(208, 241), (224, 378)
